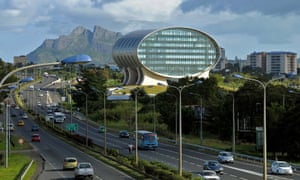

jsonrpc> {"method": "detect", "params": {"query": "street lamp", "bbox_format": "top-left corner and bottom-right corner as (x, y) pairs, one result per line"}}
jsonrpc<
(233, 74), (284, 180)
(158, 81), (201, 176)
(103, 92), (107, 155)
(3, 97), (10, 168)
(132, 89), (142, 165)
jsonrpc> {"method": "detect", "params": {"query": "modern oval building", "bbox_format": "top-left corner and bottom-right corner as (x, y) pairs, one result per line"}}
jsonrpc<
(112, 27), (221, 85)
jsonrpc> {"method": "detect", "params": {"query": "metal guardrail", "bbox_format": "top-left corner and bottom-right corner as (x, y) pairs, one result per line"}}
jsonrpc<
(160, 137), (299, 171)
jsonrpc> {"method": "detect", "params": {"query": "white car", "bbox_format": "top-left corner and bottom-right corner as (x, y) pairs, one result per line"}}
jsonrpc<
(198, 170), (220, 180)
(74, 162), (94, 179)
(271, 161), (293, 175)
(22, 113), (28, 119)
(45, 114), (54, 122)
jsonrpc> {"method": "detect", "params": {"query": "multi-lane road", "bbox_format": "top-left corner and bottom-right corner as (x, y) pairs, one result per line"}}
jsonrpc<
(9, 77), (134, 180)
(13, 76), (300, 180)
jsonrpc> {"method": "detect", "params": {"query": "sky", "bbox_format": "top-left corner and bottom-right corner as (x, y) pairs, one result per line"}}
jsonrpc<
(1, 0), (300, 62)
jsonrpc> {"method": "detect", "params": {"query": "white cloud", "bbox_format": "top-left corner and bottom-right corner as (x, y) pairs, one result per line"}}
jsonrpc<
(103, 0), (182, 22)
(0, 0), (300, 61)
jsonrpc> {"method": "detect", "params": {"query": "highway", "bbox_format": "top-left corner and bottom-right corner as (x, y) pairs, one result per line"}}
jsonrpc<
(19, 76), (300, 180)
(10, 77), (134, 180)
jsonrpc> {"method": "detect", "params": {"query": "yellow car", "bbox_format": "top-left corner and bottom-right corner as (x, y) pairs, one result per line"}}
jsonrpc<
(17, 120), (25, 126)
(63, 157), (78, 170)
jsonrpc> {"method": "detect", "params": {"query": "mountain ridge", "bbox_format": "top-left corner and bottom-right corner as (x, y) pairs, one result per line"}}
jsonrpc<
(27, 25), (122, 65)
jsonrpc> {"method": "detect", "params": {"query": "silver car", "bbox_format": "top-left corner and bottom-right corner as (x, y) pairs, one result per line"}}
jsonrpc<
(271, 161), (293, 175)
(199, 170), (220, 180)
(217, 151), (234, 163)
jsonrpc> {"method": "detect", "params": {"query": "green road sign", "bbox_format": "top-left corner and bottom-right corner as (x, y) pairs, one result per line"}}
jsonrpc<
(65, 123), (78, 131)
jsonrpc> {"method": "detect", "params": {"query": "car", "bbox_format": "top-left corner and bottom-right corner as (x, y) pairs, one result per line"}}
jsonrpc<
(203, 160), (224, 174)
(98, 126), (105, 133)
(22, 113), (28, 119)
(8, 123), (15, 131)
(45, 114), (54, 121)
(74, 162), (94, 179)
(271, 161), (293, 175)
(217, 151), (234, 163)
(31, 125), (39, 131)
(119, 130), (130, 138)
(63, 157), (78, 170)
(17, 120), (25, 126)
(31, 134), (41, 142)
(198, 170), (220, 180)
(39, 93), (44, 97)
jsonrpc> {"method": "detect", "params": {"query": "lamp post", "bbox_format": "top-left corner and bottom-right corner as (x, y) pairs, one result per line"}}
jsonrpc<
(103, 92), (107, 155)
(4, 97), (10, 168)
(233, 74), (284, 180)
(159, 81), (201, 176)
(134, 90), (139, 165)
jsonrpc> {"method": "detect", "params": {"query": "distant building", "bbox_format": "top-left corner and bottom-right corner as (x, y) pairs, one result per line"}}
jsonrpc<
(112, 27), (221, 85)
(247, 51), (297, 75)
(213, 47), (226, 71)
(13, 55), (27, 67)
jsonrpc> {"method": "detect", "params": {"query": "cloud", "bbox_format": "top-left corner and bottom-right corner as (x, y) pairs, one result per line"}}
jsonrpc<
(180, 0), (300, 16)
(102, 0), (181, 22)
(0, 0), (299, 61)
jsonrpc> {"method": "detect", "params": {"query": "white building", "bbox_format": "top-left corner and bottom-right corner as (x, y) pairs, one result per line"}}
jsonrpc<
(247, 51), (297, 75)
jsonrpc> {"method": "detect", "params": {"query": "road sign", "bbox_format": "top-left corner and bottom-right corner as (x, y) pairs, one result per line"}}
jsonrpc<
(65, 123), (78, 131)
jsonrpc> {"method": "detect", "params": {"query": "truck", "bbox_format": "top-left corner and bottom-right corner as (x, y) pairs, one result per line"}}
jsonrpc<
(74, 162), (94, 179)
(53, 112), (66, 123)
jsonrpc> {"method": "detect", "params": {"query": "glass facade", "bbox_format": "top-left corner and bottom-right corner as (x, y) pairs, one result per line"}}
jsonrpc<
(137, 28), (219, 77)
(112, 27), (220, 85)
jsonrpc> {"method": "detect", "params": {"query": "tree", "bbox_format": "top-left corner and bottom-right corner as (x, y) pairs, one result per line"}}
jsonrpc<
(72, 68), (107, 120)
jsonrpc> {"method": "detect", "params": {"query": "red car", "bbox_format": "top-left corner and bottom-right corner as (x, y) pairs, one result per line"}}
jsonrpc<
(31, 134), (41, 142)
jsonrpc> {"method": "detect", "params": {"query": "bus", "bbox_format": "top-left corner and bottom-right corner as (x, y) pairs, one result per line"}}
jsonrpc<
(136, 130), (158, 150)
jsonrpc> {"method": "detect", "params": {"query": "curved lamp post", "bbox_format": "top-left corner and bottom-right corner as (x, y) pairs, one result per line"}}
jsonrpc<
(233, 74), (284, 180)
(158, 80), (201, 176)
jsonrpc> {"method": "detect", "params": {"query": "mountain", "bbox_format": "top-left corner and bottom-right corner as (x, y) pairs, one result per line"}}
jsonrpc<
(27, 26), (122, 65)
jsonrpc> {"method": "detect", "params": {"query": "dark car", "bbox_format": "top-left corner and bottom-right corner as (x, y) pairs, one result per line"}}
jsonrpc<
(31, 125), (39, 131)
(119, 130), (130, 138)
(203, 160), (224, 174)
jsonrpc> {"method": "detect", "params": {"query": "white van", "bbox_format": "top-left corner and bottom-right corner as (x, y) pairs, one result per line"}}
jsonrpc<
(54, 112), (66, 123)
